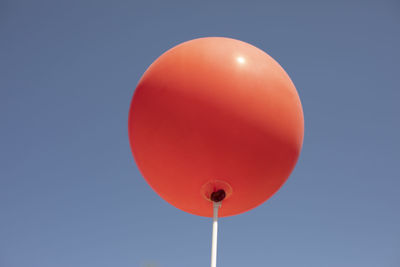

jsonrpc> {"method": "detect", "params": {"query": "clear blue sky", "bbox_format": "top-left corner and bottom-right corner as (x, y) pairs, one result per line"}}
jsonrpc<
(1, 0), (399, 266)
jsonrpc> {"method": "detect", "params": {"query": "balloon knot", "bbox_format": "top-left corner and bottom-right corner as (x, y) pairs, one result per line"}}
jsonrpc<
(210, 189), (226, 202)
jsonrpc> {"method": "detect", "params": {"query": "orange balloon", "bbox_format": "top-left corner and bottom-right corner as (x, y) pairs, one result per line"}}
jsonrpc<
(129, 37), (304, 217)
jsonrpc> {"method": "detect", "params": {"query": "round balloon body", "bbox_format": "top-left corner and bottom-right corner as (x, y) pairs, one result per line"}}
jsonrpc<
(129, 37), (304, 217)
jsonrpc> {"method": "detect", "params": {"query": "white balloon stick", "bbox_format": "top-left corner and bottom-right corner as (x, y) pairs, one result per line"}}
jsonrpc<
(211, 201), (221, 267)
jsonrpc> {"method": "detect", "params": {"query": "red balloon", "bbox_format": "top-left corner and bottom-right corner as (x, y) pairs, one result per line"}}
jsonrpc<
(129, 37), (304, 217)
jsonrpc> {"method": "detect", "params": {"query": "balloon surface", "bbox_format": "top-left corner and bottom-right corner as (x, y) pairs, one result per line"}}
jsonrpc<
(129, 37), (304, 217)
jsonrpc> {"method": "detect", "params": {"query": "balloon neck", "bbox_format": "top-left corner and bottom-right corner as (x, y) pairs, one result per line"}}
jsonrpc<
(210, 189), (226, 202)
(201, 180), (232, 203)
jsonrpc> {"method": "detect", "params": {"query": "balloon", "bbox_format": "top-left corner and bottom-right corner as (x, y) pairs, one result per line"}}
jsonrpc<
(128, 37), (304, 217)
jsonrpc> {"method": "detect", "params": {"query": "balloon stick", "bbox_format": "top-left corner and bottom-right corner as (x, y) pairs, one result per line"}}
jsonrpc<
(211, 201), (221, 267)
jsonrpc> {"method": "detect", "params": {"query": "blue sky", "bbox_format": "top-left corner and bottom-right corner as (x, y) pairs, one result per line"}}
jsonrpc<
(0, 0), (399, 266)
